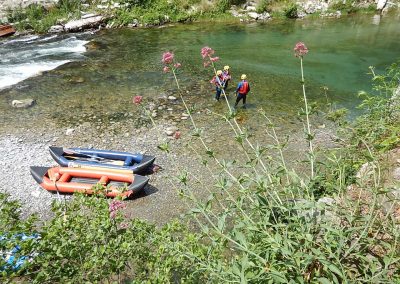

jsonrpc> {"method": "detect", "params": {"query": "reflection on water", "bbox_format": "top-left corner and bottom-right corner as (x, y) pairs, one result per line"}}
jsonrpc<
(0, 13), (399, 133)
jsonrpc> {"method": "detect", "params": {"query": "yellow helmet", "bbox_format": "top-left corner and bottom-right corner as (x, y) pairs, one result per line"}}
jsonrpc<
(216, 70), (223, 75)
(224, 65), (230, 70)
(241, 74), (247, 80)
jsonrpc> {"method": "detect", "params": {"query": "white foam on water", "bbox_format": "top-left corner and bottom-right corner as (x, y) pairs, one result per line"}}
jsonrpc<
(0, 61), (71, 90)
(1, 35), (40, 45)
(0, 36), (89, 90)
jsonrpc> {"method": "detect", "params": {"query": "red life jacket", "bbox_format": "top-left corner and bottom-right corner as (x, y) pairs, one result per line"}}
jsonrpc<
(238, 81), (249, 94)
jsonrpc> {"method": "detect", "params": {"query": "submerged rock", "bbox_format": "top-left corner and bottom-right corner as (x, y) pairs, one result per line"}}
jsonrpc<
(11, 99), (35, 108)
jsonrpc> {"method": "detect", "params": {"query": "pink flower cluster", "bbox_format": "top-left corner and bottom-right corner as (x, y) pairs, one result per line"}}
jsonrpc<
(133, 95), (142, 105)
(201, 46), (219, 67)
(162, 51), (174, 64)
(162, 51), (181, 73)
(201, 46), (214, 59)
(109, 200), (126, 219)
(294, 42), (309, 58)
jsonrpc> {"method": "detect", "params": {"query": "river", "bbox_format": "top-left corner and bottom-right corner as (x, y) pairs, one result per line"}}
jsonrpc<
(1, 13), (399, 134)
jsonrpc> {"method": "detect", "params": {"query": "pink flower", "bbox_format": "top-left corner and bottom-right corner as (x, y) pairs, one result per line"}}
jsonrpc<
(294, 42), (308, 57)
(174, 62), (181, 69)
(201, 46), (215, 59)
(133, 95), (143, 105)
(210, 57), (219, 62)
(174, 131), (181, 139)
(203, 61), (211, 68)
(163, 66), (170, 73)
(109, 200), (126, 219)
(162, 51), (174, 64)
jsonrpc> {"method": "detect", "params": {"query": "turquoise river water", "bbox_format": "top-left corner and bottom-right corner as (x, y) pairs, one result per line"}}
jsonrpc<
(0, 13), (399, 133)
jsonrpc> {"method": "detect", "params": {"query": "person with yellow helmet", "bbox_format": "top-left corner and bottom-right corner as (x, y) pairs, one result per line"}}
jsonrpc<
(222, 65), (231, 92)
(234, 74), (250, 108)
(210, 70), (225, 101)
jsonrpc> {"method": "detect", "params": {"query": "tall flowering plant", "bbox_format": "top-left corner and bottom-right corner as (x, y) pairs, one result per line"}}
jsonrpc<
(294, 42), (314, 178)
(162, 51), (182, 77)
(200, 46), (233, 111)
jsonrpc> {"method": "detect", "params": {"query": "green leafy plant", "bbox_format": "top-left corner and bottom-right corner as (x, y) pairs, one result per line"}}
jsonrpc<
(284, 3), (298, 18)
(256, 0), (269, 13)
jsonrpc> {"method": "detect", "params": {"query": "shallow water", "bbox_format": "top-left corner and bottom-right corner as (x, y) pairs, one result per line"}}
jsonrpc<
(0, 13), (399, 132)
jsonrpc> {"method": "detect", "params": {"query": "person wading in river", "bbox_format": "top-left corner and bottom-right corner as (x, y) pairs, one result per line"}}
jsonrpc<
(234, 74), (250, 108)
(210, 70), (225, 101)
(222, 65), (231, 92)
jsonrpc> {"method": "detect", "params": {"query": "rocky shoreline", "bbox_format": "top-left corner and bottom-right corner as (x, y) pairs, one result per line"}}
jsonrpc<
(1, 0), (399, 36)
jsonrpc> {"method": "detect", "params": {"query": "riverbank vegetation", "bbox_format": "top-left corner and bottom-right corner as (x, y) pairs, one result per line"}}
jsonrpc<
(3, 0), (398, 33)
(1, 39), (399, 282)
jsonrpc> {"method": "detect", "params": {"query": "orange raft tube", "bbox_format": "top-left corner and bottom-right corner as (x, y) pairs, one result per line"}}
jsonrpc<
(30, 166), (149, 198)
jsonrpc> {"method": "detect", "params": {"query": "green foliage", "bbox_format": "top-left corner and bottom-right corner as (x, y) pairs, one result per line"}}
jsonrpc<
(214, 0), (231, 13)
(1, 194), (211, 282)
(352, 63), (400, 151)
(283, 3), (298, 18)
(0, 193), (37, 277)
(7, 0), (83, 33)
(56, 0), (82, 12)
(330, 0), (360, 13)
(113, 0), (200, 27)
(256, 0), (270, 13)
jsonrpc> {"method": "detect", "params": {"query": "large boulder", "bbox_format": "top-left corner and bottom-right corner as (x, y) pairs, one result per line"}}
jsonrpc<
(11, 98), (35, 108)
(64, 15), (104, 32)
(376, 0), (387, 10)
(247, 12), (271, 20)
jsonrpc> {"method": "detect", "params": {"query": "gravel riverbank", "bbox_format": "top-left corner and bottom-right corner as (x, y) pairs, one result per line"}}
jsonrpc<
(0, 118), (204, 225)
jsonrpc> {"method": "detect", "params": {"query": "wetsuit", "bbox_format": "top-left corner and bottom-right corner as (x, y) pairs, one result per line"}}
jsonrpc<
(235, 80), (250, 107)
(211, 75), (225, 101)
(222, 70), (231, 91)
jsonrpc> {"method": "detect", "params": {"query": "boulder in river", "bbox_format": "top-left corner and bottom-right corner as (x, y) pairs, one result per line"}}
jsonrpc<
(11, 99), (35, 108)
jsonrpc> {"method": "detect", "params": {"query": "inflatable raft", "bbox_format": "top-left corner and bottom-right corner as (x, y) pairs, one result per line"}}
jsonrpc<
(30, 166), (149, 198)
(0, 25), (15, 37)
(49, 146), (155, 173)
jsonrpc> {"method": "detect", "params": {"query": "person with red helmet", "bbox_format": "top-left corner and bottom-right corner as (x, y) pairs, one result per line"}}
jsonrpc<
(234, 74), (250, 108)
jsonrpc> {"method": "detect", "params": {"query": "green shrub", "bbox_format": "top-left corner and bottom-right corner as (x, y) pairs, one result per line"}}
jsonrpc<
(283, 3), (298, 18)
(256, 0), (269, 13)
(330, 0), (359, 13)
(214, 0), (231, 13)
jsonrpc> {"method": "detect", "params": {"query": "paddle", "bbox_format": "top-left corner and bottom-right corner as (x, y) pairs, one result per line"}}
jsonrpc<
(64, 155), (125, 166)
(63, 148), (107, 161)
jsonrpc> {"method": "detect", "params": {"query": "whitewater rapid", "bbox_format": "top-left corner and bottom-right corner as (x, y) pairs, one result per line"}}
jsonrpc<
(0, 34), (88, 90)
